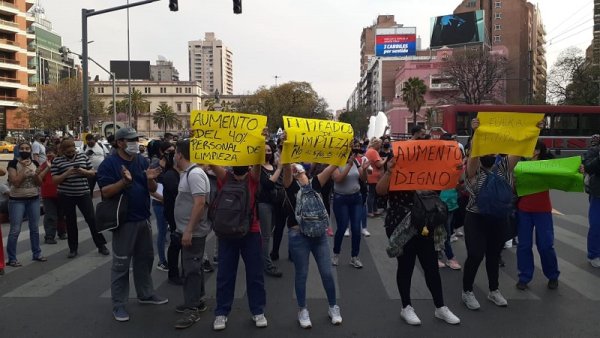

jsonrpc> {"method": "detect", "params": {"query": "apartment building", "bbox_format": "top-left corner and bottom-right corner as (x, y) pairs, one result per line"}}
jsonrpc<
(188, 32), (233, 96)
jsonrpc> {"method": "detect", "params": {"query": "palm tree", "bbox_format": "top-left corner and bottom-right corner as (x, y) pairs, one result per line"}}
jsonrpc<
(129, 89), (150, 130)
(401, 77), (427, 126)
(153, 103), (180, 135)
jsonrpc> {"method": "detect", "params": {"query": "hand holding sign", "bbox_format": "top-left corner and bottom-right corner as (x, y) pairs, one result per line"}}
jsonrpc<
(471, 112), (544, 157)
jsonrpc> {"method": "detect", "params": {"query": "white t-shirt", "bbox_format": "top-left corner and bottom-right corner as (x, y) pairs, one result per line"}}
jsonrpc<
(32, 141), (46, 163)
(84, 143), (107, 170)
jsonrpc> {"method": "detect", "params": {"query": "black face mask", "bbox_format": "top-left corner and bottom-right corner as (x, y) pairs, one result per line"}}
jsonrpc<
(20, 152), (31, 160)
(232, 166), (249, 176)
(383, 143), (390, 149)
(480, 155), (496, 168)
(352, 148), (361, 154)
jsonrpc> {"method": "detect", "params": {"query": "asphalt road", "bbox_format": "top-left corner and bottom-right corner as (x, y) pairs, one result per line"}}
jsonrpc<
(1, 191), (599, 338)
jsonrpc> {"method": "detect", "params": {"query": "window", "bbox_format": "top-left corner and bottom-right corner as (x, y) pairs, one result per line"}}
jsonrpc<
(176, 102), (182, 112)
(144, 87), (151, 94)
(160, 87), (167, 94)
(466, 0), (476, 7)
(185, 87), (192, 94)
(495, 12), (502, 19)
(550, 114), (578, 136)
(186, 103), (191, 113)
(495, 24), (502, 31)
(116, 87), (120, 94)
(494, 1), (501, 8)
(98, 87), (104, 94)
(493, 35), (501, 43)
(581, 115), (600, 136)
(176, 87), (182, 93)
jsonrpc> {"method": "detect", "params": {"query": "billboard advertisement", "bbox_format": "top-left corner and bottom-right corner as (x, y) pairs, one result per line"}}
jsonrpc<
(110, 60), (151, 80)
(430, 10), (485, 48)
(375, 27), (417, 57)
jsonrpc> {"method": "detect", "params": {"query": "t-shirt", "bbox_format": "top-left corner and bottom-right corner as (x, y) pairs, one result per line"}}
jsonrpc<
(465, 157), (513, 214)
(365, 148), (383, 184)
(7, 159), (40, 200)
(84, 143), (107, 170)
(32, 141), (46, 164)
(285, 178), (323, 228)
(97, 153), (151, 222)
(175, 165), (211, 237)
(40, 161), (58, 199)
(258, 165), (277, 203)
(51, 154), (92, 196)
(333, 163), (360, 195)
(518, 191), (552, 213)
(217, 172), (260, 233)
(384, 191), (415, 231)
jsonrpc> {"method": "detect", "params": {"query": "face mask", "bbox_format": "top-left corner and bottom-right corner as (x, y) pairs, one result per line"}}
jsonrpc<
(126, 142), (140, 155)
(232, 166), (249, 176)
(383, 143), (390, 149)
(20, 152), (31, 160)
(480, 155), (496, 168)
(352, 148), (361, 154)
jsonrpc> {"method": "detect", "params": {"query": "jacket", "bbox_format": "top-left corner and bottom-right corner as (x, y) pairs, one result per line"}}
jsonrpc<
(583, 146), (600, 197)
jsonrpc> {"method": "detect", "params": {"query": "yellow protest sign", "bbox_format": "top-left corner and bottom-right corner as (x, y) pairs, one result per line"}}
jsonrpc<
(471, 112), (543, 157)
(281, 116), (354, 167)
(189, 110), (267, 166)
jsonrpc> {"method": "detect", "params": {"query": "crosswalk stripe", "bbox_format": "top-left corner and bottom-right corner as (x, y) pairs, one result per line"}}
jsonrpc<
(2, 217), (85, 244)
(554, 214), (589, 229)
(554, 224), (587, 253)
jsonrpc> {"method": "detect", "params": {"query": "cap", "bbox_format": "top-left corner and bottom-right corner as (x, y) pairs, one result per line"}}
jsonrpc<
(115, 127), (138, 140)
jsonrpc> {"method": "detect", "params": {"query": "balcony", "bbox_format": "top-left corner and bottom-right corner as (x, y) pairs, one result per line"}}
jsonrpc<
(0, 1), (19, 15)
(0, 38), (21, 52)
(0, 18), (20, 34)
(0, 57), (20, 70)
(429, 83), (457, 91)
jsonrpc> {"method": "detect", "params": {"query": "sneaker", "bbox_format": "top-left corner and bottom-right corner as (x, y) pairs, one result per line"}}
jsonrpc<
(213, 316), (227, 331)
(58, 233), (68, 240)
(344, 228), (350, 237)
(332, 254), (339, 266)
(265, 266), (283, 278)
(462, 291), (481, 310)
(157, 263), (169, 272)
(504, 240), (513, 249)
(450, 235), (459, 243)
(176, 302), (207, 313)
(67, 251), (77, 259)
(212, 256), (219, 265)
(45, 238), (57, 244)
(516, 282), (528, 290)
(138, 295), (169, 305)
(588, 257), (600, 268)
(350, 257), (363, 269)
(328, 305), (342, 325)
(112, 306), (130, 322)
(361, 228), (371, 237)
(548, 279), (559, 290)
(174, 308), (202, 329)
(454, 230), (464, 237)
(252, 313), (268, 328)
(270, 252), (279, 261)
(98, 245), (110, 256)
(326, 227), (334, 237)
(438, 260), (446, 268)
(487, 290), (508, 307)
(298, 308), (312, 329)
(434, 306), (460, 325)
(202, 259), (214, 273)
(446, 259), (462, 270)
(400, 305), (421, 326)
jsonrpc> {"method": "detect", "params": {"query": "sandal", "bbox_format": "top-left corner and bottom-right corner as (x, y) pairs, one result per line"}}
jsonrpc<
(33, 256), (48, 262)
(7, 261), (22, 267)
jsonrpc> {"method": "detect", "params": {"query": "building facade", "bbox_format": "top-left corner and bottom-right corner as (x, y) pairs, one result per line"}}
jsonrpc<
(360, 15), (397, 77)
(0, 0), (35, 138)
(150, 57), (179, 81)
(188, 32), (233, 96)
(90, 80), (204, 137)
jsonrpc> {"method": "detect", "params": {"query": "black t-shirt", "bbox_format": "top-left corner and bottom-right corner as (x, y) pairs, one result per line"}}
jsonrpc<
(384, 191), (415, 232)
(258, 165), (277, 203)
(284, 178), (323, 227)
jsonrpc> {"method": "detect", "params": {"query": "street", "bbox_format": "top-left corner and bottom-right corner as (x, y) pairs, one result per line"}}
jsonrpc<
(1, 190), (599, 337)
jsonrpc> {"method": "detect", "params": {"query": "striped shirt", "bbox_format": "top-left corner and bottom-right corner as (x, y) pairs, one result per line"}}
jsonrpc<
(465, 156), (513, 213)
(51, 153), (92, 196)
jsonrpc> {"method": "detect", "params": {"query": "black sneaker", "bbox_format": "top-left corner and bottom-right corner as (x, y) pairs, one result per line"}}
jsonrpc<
(265, 267), (283, 278)
(174, 308), (202, 329)
(45, 238), (57, 244)
(176, 302), (208, 313)
(516, 282), (528, 290)
(202, 259), (214, 273)
(548, 279), (559, 290)
(270, 252), (279, 261)
(67, 251), (78, 259)
(58, 233), (68, 240)
(98, 245), (110, 256)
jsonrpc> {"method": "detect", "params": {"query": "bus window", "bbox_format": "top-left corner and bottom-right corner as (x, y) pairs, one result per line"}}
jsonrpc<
(456, 112), (477, 136)
(550, 114), (578, 136)
(581, 115), (600, 136)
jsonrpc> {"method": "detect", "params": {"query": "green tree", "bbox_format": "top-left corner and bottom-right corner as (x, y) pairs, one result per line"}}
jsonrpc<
(203, 98), (236, 112)
(547, 47), (600, 105)
(337, 105), (369, 137)
(129, 89), (150, 129)
(401, 77), (427, 125)
(152, 103), (180, 135)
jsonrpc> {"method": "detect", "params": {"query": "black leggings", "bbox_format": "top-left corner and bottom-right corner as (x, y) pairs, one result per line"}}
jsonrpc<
(462, 212), (506, 292)
(387, 227), (445, 308)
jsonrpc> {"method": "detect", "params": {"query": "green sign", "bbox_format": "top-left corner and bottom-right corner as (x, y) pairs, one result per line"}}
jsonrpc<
(514, 156), (584, 197)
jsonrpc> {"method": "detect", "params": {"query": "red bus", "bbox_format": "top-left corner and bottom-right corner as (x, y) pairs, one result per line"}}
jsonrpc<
(437, 104), (600, 156)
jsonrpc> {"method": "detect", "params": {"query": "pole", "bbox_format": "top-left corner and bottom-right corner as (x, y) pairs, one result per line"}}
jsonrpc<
(112, 73), (116, 135)
(127, 0), (132, 127)
(82, 9), (90, 132)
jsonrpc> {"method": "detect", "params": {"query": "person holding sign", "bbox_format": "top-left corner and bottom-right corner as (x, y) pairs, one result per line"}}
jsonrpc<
(583, 135), (600, 268)
(515, 141), (560, 290)
(461, 118), (544, 311)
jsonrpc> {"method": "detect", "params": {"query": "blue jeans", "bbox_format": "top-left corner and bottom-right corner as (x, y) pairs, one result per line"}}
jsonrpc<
(333, 192), (362, 257)
(288, 227), (337, 308)
(588, 196), (600, 259)
(443, 211), (456, 260)
(6, 198), (42, 262)
(517, 211), (560, 283)
(152, 201), (168, 265)
(215, 232), (266, 316)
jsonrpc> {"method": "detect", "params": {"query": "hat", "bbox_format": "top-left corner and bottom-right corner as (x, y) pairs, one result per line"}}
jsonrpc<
(115, 127), (138, 140)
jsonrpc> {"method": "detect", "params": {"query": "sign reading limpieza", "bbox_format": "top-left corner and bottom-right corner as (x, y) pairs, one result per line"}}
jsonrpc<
(281, 116), (354, 167)
(190, 110), (267, 166)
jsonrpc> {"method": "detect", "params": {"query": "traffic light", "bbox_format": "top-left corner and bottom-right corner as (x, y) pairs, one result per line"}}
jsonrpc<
(169, 0), (178, 12)
(58, 46), (70, 63)
(233, 0), (242, 14)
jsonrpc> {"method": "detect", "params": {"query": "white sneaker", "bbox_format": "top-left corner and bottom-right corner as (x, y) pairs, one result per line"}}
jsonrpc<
(252, 313), (268, 328)
(487, 290), (508, 307)
(213, 316), (227, 331)
(350, 256), (363, 269)
(298, 308), (312, 329)
(332, 254), (339, 266)
(435, 306), (460, 325)
(462, 291), (481, 310)
(589, 257), (600, 268)
(344, 229), (350, 237)
(450, 235), (459, 243)
(454, 230), (464, 237)
(504, 240), (513, 249)
(400, 305), (421, 325)
(328, 305), (342, 325)
(361, 228), (371, 237)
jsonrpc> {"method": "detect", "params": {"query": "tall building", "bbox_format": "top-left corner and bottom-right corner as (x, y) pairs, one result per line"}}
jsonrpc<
(594, 0), (600, 65)
(454, 0), (547, 104)
(150, 57), (179, 81)
(188, 32), (233, 95)
(359, 15), (397, 77)
(0, 0), (35, 138)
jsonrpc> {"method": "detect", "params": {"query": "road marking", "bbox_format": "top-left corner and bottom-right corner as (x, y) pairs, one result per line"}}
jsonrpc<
(2, 217), (84, 244)
(554, 214), (589, 229)
(552, 208), (564, 216)
(533, 252), (600, 300)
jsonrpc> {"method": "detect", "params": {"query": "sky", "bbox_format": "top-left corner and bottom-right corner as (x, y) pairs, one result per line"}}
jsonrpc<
(38, 0), (595, 110)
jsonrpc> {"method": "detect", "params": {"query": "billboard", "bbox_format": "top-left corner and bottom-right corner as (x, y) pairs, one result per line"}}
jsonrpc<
(430, 10), (485, 48)
(110, 60), (151, 80)
(375, 27), (416, 57)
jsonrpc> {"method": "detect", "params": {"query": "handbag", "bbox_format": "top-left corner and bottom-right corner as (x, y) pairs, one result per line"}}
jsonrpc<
(95, 193), (128, 232)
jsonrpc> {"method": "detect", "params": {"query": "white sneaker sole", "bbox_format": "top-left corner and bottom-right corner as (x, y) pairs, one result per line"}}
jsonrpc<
(299, 321), (312, 329)
(435, 313), (460, 325)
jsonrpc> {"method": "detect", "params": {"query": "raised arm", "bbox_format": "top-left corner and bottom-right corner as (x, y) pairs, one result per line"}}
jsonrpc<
(209, 165), (228, 180)
(376, 156), (395, 196)
(317, 165), (337, 187)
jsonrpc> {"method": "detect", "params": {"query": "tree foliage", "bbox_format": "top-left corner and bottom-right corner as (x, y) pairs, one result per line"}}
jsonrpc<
(153, 103), (180, 134)
(105, 89), (150, 128)
(442, 48), (508, 104)
(25, 78), (106, 132)
(203, 98), (236, 112)
(401, 77), (427, 125)
(235, 81), (331, 130)
(547, 47), (600, 105)
(337, 105), (369, 137)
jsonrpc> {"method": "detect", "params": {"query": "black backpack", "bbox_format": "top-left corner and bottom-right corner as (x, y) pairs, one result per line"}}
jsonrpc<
(411, 190), (448, 237)
(208, 174), (252, 239)
(476, 166), (514, 219)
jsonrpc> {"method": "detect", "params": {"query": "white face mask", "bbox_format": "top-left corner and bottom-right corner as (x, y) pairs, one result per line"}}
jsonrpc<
(125, 142), (140, 155)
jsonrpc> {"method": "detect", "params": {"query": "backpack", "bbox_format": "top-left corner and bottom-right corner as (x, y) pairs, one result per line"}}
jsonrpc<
(208, 174), (252, 239)
(411, 191), (448, 237)
(294, 180), (329, 237)
(476, 166), (514, 219)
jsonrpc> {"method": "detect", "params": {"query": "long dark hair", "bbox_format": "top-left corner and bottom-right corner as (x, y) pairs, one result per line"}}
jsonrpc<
(265, 141), (276, 165)
(535, 140), (553, 160)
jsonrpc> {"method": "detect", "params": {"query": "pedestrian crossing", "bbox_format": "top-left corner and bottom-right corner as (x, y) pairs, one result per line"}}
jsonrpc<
(2, 210), (600, 304)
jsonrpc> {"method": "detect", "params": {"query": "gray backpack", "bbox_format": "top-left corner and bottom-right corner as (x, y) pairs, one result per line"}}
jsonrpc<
(294, 180), (329, 237)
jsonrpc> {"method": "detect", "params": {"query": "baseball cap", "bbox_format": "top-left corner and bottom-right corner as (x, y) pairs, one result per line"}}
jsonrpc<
(115, 127), (138, 140)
